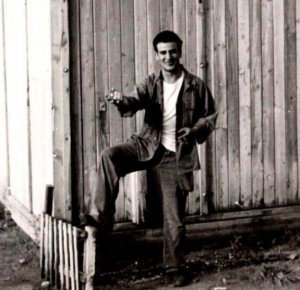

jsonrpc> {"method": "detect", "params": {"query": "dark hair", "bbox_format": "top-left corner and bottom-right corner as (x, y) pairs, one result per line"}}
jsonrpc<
(153, 30), (183, 53)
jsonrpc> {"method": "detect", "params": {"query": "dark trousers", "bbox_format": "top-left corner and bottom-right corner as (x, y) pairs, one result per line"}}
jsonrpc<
(89, 141), (188, 269)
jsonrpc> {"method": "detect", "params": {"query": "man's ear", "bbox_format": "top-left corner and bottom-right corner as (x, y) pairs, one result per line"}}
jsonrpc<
(155, 52), (159, 61)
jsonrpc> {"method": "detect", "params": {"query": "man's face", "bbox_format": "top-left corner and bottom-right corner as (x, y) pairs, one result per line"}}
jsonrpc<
(155, 42), (182, 73)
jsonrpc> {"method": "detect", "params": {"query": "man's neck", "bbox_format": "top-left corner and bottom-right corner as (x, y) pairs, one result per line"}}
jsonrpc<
(162, 66), (183, 83)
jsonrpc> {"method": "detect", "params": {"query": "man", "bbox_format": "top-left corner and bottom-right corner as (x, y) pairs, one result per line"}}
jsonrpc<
(86, 30), (218, 287)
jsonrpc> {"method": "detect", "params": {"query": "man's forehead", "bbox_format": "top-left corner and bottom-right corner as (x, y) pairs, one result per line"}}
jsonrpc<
(156, 42), (178, 51)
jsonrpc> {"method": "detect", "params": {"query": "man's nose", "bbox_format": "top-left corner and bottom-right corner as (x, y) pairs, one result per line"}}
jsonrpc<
(165, 52), (171, 60)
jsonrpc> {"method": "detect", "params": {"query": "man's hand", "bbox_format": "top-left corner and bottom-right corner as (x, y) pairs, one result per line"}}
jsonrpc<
(106, 88), (123, 105)
(177, 127), (195, 144)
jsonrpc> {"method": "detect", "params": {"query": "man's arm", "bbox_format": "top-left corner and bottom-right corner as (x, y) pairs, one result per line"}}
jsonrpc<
(107, 78), (149, 117)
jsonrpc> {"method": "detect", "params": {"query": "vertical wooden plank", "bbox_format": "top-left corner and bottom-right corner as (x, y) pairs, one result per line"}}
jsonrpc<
(51, 0), (72, 220)
(83, 226), (96, 290)
(262, 0), (275, 206)
(160, 0), (173, 30)
(58, 220), (64, 289)
(4, 0), (30, 208)
(285, 0), (298, 204)
(297, 0), (300, 201)
(107, 0), (125, 221)
(45, 214), (49, 279)
(73, 227), (80, 290)
(68, 224), (75, 290)
(133, 0), (148, 223)
(173, 0), (186, 66)
(69, 0), (84, 224)
(49, 217), (53, 284)
(226, 0), (240, 208)
(0, 0), (9, 201)
(196, 0), (207, 215)
(40, 214), (45, 278)
(80, 0), (97, 218)
(250, 0), (263, 207)
(27, 0), (53, 215)
(238, 0), (252, 208)
(63, 222), (70, 290)
(53, 219), (59, 287)
(273, 0), (287, 205)
(205, 0), (217, 212)
(147, 0), (160, 73)
(93, 0), (109, 154)
(186, 0), (199, 214)
(214, 0), (228, 210)
(120, 0), (137, 221)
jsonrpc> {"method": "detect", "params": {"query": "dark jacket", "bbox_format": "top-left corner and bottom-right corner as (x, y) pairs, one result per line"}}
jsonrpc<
(118, 66), (218, 176)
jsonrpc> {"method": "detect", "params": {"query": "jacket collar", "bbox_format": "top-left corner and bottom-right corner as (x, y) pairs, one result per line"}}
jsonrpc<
(154, 65), (196, 92)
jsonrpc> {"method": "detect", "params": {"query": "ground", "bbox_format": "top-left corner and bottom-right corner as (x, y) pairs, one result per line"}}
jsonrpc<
(1, 203), (300, 290)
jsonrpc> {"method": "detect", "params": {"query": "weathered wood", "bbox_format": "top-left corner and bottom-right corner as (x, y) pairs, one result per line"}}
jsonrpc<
(214, 0), (228, 210)
(250, 0), (263, 207)
(261, 0), (275, 206)
(285, 0), (298, 204)
(58, 220), (64, 289)
(4, 0), (30, 208)
(0, 0), (9, 202)
(238, 0), (252, 208)
(63, 222), (70, 289)
(147, 0), (160, 73)
(69, 0), (84, 224)
(297, 0), (300, 201)
(80, 0), (97, 218)
(160, 0), (173, 30)
(83, 226), (97, 290)
(120, 0), (136, 221)
(53, 219), (58, 287)
(173, 0), (186, 66)
(73, 227), (80, 290)
(40, 214), (45, 278)
(226, 0), (240, 208)
(68, 224), (75, 290)
(45, 214), (49, 279)
(273, 0), (287, 205)
(51, 0), (72, 220)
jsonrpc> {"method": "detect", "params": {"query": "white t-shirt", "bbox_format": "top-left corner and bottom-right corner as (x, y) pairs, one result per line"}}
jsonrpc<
(161, 72), (184, 152)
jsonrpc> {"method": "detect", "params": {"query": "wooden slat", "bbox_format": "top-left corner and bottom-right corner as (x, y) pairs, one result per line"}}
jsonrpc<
(186, 0), (199, 214)
(80, 0), (97, 216)
(196, 0), (207, 216)
(262, 0), (275, 206)
(68, 224), (75, 290)
(160, 0), (173, 30)
(147, 0), (160, 73)
(226, 0), (240, 208)
(133, 0), (148, 223)
(0, 0), (9, 201)
(45, 214), (49, 279)
(53, 219), (59, 287)
(49, 216), (54, 283)
(173, 0), (186, 66)
(51, 0), (72, 220)
(40, 214), (45, 278)
(238, 0), (251, 208)
(285, 0), (298, 204)
(58, 220), (64, 289)
(297, 0), (300, 201)
(63, 222), (69, 289)
(250, 0), (263, 207)
(107, 0), (125, 221)
(273, 0), (287, 205)
(69, 0), (84, 223)
(73, 227), (80, 290)
(205, 0), (217, 212)
(120, 0), (137, 221)
(4, 0), (30, 208)
(214, 0), (228, 210)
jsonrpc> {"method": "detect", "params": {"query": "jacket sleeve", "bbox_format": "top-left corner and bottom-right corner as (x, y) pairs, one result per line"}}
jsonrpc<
(117, 78), (149, 117)
(192, 82), (218, 144)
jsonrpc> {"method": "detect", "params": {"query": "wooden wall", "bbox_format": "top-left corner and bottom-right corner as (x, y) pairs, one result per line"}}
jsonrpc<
(71, 0), (300, 225)
(0, 0), (54, 239)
